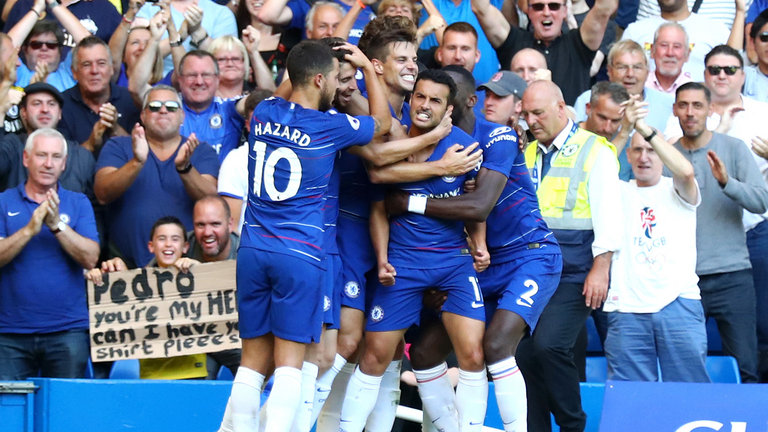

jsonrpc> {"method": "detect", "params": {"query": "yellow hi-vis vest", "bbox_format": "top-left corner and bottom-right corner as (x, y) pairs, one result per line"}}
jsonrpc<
(524, 128), (617, 231)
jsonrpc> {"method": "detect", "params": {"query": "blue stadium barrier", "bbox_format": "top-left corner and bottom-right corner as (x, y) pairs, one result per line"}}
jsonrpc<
(585, 356), (608, 382)
(217, 366), (235, 381)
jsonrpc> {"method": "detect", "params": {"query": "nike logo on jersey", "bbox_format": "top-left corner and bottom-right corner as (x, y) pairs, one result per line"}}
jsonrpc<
(471, 301), (484, 309)
(7, 211), (20, 216)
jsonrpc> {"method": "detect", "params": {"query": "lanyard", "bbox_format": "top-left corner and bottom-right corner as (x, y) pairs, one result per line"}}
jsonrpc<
(531, 122), (579, 191)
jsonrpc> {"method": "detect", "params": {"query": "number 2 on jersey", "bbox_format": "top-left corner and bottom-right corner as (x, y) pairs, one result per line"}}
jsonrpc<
(251, 140), (302, 201)
(516, 279), (538, 308)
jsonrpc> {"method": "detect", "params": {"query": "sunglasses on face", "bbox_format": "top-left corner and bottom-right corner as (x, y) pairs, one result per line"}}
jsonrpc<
(146, 100), (181, 112)
(529, 2), (563, 11)
(28, 41), (59, 50)
(759, 32), (768, 43)
(706, 65), (741, 76)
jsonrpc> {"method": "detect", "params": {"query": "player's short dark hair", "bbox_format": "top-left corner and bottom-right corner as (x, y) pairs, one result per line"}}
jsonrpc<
(358, 15), (416, 62)
(286, 40), (337, 87)
(179, 49), (221, 76)
(444, 22), (478, 44)
(675, 81), (711, 103)
(24, 20), (64, 48)
(320, 36), (351, 63)
(441, 64), (474, 106)
(415, 69), (457, 107)
(589, 81), (629, 106)
(149, 216), (187, 241)
(704, 44), (743, 68)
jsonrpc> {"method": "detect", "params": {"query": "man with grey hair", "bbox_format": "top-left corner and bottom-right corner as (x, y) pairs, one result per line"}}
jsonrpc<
(59, 36), (140, 153)
(94, 84), (219, 268)
(0, 127), (100, 380)
(259, 0), (373, 45)
(305, 2), (345, 40)
(646, 22), (693, 94)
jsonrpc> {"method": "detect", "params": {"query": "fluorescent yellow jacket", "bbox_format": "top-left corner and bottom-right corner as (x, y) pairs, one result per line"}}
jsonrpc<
(524, 128), (616, 231)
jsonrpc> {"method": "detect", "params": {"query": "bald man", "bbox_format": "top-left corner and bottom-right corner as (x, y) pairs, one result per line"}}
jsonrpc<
(520, 80), (622, 431)
(510, 48), (550, 84)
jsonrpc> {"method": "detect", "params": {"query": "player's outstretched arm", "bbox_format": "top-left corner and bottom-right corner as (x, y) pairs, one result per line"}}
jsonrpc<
(386, 167), (507, 222)
(368, 142), (482, 184)
(340, 43), (391, 139)
(370, 200), (396, 286)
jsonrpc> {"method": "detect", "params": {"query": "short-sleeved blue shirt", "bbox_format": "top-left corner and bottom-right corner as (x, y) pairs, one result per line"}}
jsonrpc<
(473, 118), (559, 262)
(95, 136), (220, 266)
(387, 126), (479, 269)
(241, 97), (375, 266)
(287, 0), (375, 45)
(181, 97), (245, 162)
(0, 184), (99, 333)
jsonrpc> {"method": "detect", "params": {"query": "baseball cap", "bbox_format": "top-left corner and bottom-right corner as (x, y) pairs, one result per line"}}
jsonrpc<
(21, 82), (64, 107)
(477, 71), (527, 98)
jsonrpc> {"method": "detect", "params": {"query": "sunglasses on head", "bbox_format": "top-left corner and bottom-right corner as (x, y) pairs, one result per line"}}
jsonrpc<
(28, 41), (59, 50)
(706, 65), (741, 76)
(146, 100), (181, 112)
(529, 2), (563, 11)
(759, 32), (768, 43)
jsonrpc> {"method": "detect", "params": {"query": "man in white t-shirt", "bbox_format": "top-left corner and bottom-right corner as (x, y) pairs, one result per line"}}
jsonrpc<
(603, 117), (710, 382)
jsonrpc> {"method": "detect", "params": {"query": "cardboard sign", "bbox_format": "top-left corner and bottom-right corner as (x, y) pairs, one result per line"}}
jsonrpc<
(87, 261), (240, 361)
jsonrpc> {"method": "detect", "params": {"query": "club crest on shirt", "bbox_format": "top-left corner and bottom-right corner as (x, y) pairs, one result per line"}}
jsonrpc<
(323, 295), (331, 312)
(59, 213), (70, 225)
(370, 305), (384, 322)
(210, 114), (223, 129)
(442, 176), (457, 183)
(344, 281), (360, 298)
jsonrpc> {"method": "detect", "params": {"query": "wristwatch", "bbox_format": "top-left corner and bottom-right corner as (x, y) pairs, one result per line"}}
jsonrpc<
(51, 220), (67, 234)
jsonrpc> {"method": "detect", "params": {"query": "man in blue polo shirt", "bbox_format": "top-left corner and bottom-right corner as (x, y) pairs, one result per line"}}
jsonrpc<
(0, 128), (99, 380)
(58, 36), (140, 153)
(94, 85), (219, 268)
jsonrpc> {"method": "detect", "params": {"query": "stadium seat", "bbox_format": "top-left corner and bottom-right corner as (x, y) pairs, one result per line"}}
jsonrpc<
(586, 315), (603, 354)
(109, 359), (140, 379)
(217, 366), (235, 381)
(706, 356), (741, 383)
(585, 356), (607, 382)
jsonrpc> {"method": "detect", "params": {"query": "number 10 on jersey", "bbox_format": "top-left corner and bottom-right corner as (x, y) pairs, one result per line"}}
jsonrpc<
(251, 140), (303, 201)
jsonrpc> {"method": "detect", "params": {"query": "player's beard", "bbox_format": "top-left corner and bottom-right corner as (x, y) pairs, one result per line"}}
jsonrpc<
(319, 88), (334, 112)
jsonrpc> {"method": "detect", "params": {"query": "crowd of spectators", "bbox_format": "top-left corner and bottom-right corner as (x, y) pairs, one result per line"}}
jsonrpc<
(1, 0), (768, 429)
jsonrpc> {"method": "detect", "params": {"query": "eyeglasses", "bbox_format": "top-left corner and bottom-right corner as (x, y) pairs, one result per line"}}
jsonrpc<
(216, 56), (244, 64)
(28, 41), (59, 50)
(758, 32), (768, 43)
(146, 100), (181, 112)
(706, 65), (741, 76)
(529, 2), (563, 11)
(180, 72), (217, 80)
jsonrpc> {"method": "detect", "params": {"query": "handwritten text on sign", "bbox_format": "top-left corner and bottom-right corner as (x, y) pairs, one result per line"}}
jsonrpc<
(87, 261), (240, 361)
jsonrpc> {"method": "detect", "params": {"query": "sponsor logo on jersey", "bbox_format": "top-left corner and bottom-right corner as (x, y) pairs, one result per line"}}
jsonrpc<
(344, 281), (360, 298)
(370, 305), (384, 322)
(210, 114), (223, 129)
(489, 126), (512, 138)
(441, 176), (457, 183)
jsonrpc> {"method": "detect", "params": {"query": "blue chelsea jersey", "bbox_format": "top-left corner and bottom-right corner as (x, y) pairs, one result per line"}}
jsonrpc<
(241, 97), (375, 265)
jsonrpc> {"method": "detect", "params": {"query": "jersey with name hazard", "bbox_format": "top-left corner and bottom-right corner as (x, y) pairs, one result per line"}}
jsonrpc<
(387, 126), (479, 269)
(474, 118), (559, 262)
(241, 97), (376, 265)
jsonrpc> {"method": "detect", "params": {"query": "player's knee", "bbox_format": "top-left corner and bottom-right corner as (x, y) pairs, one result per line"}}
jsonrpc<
(337, 331), (362, 359)
(457, 344), (485, 371)
(359, 348), (390, 376)
(409, 343), (443, 370)
(484, 335), (517, 364)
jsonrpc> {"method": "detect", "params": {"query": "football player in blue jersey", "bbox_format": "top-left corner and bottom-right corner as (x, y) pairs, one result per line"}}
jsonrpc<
(226, 39), (391, 432)
(338, 70), (488, 432)
(386, 67), (563, 431)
